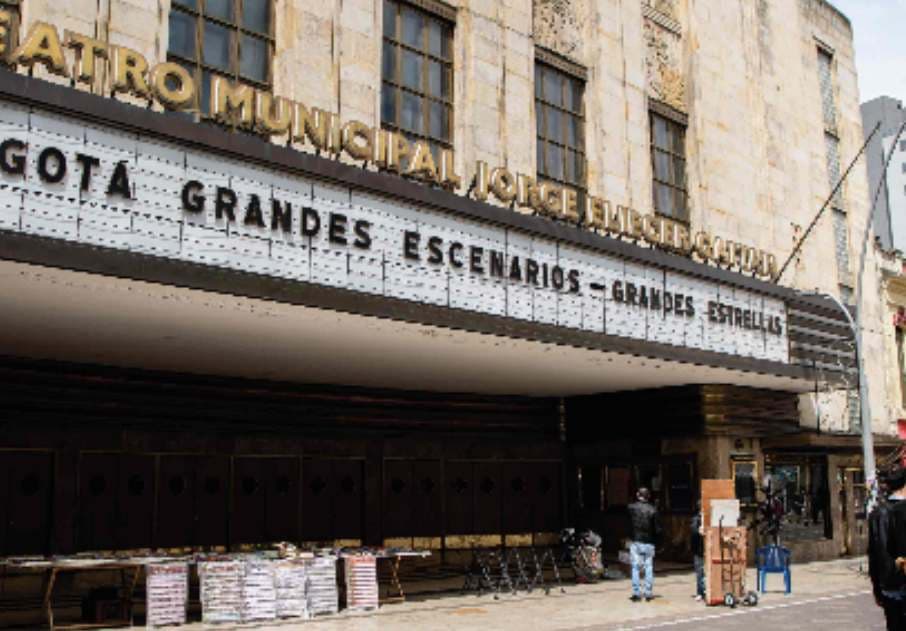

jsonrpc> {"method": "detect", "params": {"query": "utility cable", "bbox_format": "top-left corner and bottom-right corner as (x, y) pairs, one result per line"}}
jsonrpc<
(774, 122), (881, 283)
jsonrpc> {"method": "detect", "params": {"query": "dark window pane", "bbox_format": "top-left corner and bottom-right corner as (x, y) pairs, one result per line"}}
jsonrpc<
(205, 0), (233, 22)
(242, 0), (269, 33)
(537, 139), (545, 174)
(535, 65), (543, 99)
(168, 10), (196, 60)
(427, 20), (447, 58)
(546, 106), (562, 142)
(427, 59), (442, 97)
(673, 157), (686, 187)
(429, 142), (442, 167)
(203, 20), (231, 71)
(566, 115), (580, 147)
(401, 49), (423, 90)
(441, 66), (452, 99)
(565, 149), (576, 183)
(654, 150), (671, 182)
(543, 70), (562, 106)
(574, 151), (584, 183)
(240, 34), (267, 82)
(382, 41), (396, 81)
(563, 78), (576, 111)
(400, 91), (423, 133)
(547, 143), (564, 180)
(401, 6), (423, 49)
(200, 70), (212, 114)
(652, 115), (669, 149)
(429, 100), (448, 140)
(536, 105), (544, 135)
(381, 84), (397, 125)
(173, 0), (197, 9)
(671, 125), (685, 153)
(383, 0), (396, 38)
(654, 182), (673, 216)
(570, 80), (583, 113)
(674, 189), (687, 219)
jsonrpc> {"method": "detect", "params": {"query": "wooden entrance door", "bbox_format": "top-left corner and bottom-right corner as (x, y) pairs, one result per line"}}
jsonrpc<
(839, 467), (868, 556)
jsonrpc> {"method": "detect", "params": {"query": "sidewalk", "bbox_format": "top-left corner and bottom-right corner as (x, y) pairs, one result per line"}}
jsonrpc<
(160, 557), (873, 631)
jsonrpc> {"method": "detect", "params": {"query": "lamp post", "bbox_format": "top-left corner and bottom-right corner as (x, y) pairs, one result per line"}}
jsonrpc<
(800, 290), (876, 506)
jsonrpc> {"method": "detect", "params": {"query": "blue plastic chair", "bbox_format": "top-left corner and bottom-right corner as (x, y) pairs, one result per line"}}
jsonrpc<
(756, 545), (791, 594)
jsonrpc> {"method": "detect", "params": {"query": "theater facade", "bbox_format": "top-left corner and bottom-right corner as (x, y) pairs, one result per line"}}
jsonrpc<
(0, 0), (893, 582)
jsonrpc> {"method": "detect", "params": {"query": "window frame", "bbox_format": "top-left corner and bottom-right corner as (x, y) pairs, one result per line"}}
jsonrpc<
(534, 52), (587, 193)
(166, 0), (275, 115)
(649, 102), (689, 223)
(380, 0), (455, 161)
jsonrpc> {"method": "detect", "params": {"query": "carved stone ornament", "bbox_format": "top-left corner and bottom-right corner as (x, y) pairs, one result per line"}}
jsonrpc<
(533, 0), (582, 60)
(643, 17), (686, 112)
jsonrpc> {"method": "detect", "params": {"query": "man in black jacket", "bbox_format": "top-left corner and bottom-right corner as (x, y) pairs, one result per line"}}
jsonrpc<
(869, 466), (906, 631)
(628, 487), (662, 602)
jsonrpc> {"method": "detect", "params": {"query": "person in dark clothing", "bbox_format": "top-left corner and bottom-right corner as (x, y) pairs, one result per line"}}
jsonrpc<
(691, 500), (705, 600)
(628, 487), (662, 602)
(869, 466), (906, 631)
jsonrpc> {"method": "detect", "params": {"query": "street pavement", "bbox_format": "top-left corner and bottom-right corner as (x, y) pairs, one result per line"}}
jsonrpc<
(130, 557), (882, 631)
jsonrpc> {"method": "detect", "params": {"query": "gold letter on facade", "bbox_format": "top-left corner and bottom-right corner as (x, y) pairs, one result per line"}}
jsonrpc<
(149, 62), (195, 110)
(14, 22), (69, 77)
(212, 76), (255, 128)
(110, 46), (150, 98)
(65, 32), (108, 83)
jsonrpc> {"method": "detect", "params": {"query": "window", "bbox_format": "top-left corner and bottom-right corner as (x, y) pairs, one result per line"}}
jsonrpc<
(765, 456), (832, 541)
(166, 0), (274, 115)
(650, 109), (688, 221)
(900, 140), (906, 153)
(381, 0), (454, 163)
(833, 209), (850, 275)
(535, 59), (585, 190)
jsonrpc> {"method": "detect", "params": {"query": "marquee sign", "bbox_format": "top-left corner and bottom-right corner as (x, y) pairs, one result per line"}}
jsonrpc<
(0, 100), (788, 364)
(0, 18), (779, 280)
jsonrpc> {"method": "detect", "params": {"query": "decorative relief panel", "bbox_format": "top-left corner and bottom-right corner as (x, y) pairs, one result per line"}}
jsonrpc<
(533, 0), (583, 61)
(643, 1), (686, 112)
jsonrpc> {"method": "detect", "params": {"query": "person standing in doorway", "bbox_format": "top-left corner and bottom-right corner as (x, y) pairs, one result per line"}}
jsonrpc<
(628, 487), (662, 602)
(869, 466), (906, 631)
(691, 500), (705, 601)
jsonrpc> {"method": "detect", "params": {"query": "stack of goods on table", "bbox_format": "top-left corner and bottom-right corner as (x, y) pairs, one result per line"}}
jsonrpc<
(198, 558), (243, 625)
(274, 558), (310, 619)
(343, 553), (379, 611)
(239, 557), (277, 622)
(145, 562), (189, 628)
(305, 554), (340, 616)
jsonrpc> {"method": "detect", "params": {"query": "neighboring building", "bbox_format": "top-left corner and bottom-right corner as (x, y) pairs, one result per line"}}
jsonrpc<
(861, 96), (906, 253)
(0, 0), (895, 621)
(862, 96), (906, 461)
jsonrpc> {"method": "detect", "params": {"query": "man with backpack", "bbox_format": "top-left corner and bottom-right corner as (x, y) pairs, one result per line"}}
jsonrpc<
(628, 487), (662, 602)
(869, 466), (906, 630)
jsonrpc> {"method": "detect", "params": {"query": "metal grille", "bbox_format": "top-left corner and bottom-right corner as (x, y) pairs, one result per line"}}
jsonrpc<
(817, 48), (836, 131)
(833, 209), (850, 276)
(825, 133), (843, 207)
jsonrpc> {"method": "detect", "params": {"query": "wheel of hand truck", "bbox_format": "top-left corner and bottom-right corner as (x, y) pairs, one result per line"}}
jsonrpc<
(723, 592), (737, 608)
(744, 591), (759, 606)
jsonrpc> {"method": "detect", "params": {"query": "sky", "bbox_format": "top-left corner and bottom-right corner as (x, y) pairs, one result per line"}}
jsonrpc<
(831, 0), (906, 104)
